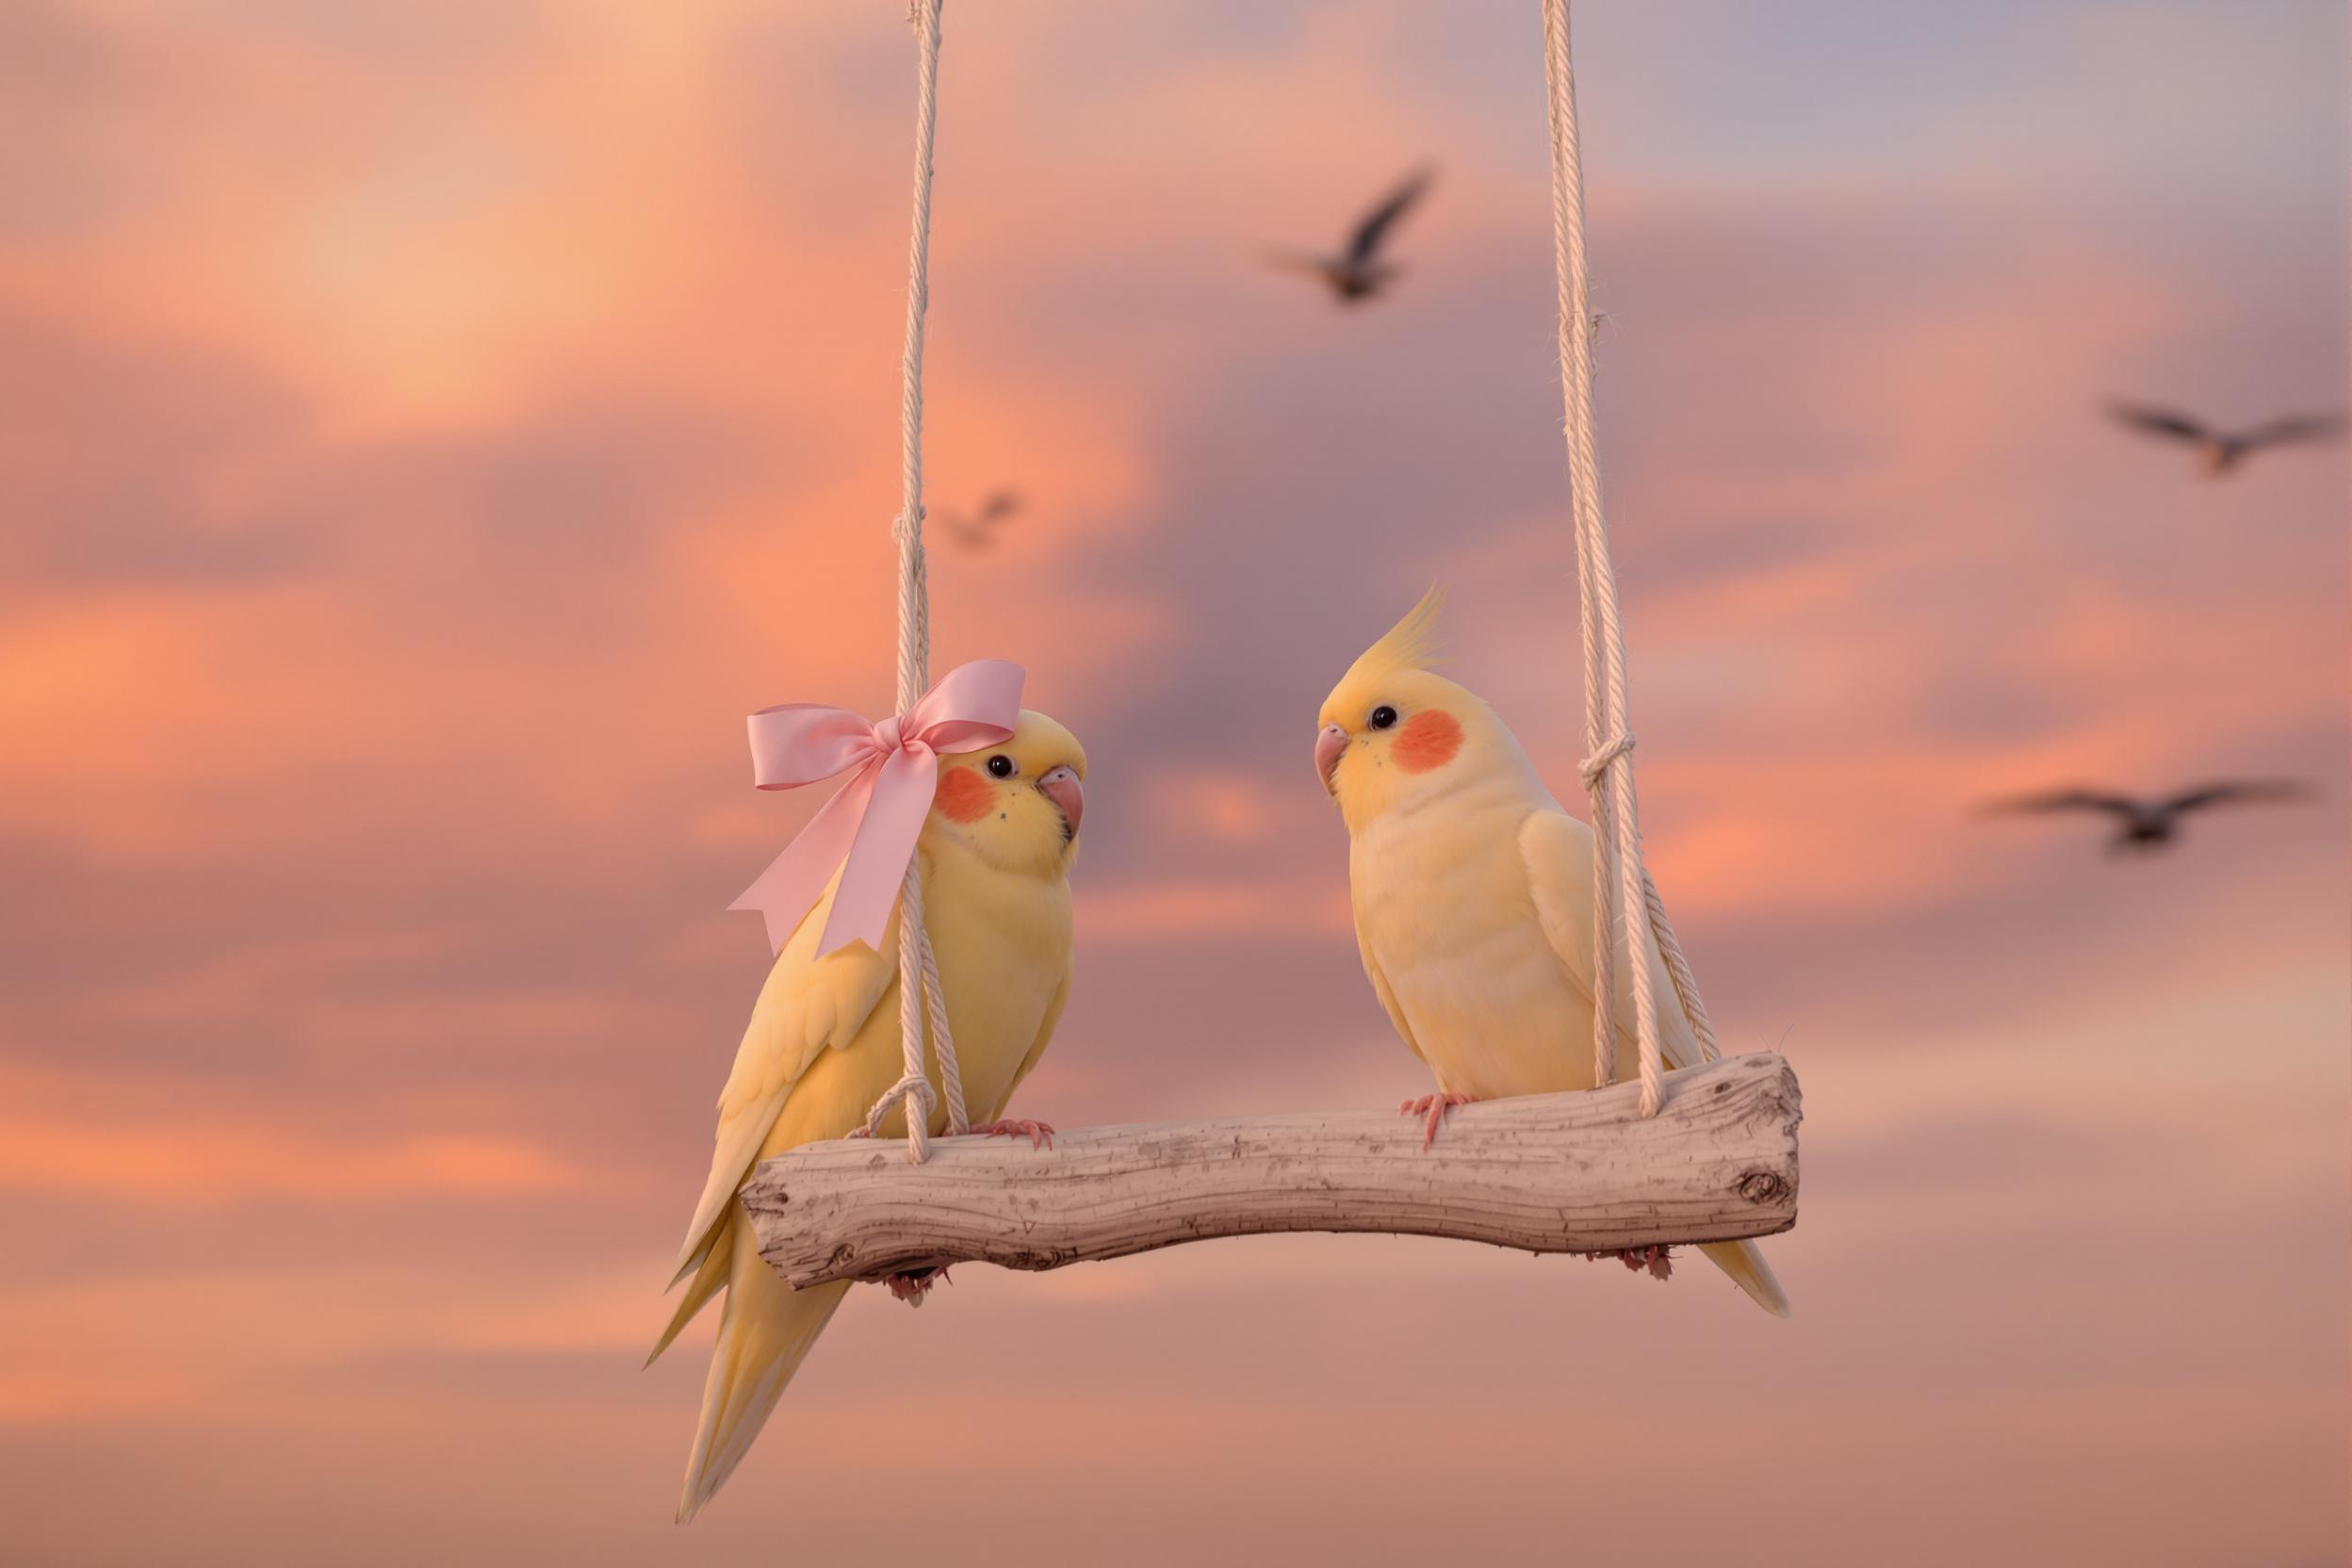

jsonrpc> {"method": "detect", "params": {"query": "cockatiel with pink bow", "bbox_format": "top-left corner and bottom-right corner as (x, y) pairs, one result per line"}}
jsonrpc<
(1315, 589), (1788, 1315)
(652, 706), (1088, 1520)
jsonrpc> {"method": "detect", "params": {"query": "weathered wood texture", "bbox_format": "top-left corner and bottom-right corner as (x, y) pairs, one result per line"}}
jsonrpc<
(743, 1053), (1800, 1289)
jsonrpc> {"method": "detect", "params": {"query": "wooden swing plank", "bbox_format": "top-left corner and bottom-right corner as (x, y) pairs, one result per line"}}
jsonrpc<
(742, 1052), (1799, 1289)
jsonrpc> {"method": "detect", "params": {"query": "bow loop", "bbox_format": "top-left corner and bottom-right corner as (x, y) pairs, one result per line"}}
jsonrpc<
(728, 661), (1023, 955)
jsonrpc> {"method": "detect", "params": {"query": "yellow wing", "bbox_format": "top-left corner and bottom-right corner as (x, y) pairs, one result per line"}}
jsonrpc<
(1519, 807), (1790, 1317)
(992, 966), (1071, 1119)
(668, 883), (897, 1283)
(1517, 807), (1705, 1070)
(1354, 928), (1428, 1067)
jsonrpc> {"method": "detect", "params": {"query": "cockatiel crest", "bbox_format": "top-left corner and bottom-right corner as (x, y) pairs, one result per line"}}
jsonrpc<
(1315, 585), (1546, 836)
(1338, 580), (1448, 692)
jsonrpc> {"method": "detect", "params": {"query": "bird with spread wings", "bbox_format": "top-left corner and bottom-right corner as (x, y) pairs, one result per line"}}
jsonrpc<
(2105, 400), (2344, 476)
(1265, 168), (1434, 304)
(1981, 780), (2313, 853)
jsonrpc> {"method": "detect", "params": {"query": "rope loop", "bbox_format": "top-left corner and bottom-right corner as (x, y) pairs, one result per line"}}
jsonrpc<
(854, 1071), (939, 1160)
(1577, 730), (1636, 790)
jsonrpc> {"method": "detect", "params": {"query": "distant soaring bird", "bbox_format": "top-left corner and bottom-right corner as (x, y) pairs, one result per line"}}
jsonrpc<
(1980, 781), (2313, 854)
(2104, 400), (2344, 476)
(1266, 168), (1433, 304)
(938, 489), (1022, 550)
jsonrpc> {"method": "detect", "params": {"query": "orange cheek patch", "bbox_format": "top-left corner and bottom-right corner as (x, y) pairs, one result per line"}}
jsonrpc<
(934, 766), (995, 824)
(1392, 710), (1462, 774)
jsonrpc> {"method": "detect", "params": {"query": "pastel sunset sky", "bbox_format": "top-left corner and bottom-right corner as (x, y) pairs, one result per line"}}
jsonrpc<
(2, 2), (2345, 1563)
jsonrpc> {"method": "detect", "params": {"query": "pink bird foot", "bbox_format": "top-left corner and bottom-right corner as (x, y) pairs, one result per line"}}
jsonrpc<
(886, 1266), (953, 1307)
(1581, 1246), (1674, 1282)
(1398, 1091), (1478, 1149)
(969, 1118), (1056, 1150)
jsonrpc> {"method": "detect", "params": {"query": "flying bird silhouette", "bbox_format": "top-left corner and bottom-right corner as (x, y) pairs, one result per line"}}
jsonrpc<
(1980, 780), (2313, 854)
(937, 489), (1022, 550)
(2104, 400), (2344, 476)
(1266, 168), (1433, 304)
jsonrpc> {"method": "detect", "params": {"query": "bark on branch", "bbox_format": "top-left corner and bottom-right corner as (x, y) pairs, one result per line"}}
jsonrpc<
(743, 1053), (1800, 1289)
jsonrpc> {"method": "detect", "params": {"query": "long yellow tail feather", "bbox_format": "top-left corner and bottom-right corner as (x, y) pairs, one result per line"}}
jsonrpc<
(1698, 1238), (1791, 1318)
(647, 1211), (737, 1369)
(674, 1220), (850, 1523)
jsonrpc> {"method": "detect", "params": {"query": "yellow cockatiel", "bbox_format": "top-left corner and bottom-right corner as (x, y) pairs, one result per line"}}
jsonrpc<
(651, 710), (1087, 1521)
(1315, 591), (1788, 1317)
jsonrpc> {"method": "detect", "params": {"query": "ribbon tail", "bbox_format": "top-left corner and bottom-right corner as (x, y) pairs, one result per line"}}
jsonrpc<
(729, 775), (873, 954)
(815, 749), (937, 956)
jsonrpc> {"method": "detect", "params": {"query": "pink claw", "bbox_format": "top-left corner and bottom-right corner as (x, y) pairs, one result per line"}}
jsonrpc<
(969, 1118), (1055, 1150)
(887, 1266), (954, 1307)
(1397, 1091), (1478, 1149)
(1580, 1246), (1674, 1282)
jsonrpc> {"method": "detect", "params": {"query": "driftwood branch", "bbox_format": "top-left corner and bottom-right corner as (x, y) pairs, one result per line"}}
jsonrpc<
(743, 1052), (1800, 1289)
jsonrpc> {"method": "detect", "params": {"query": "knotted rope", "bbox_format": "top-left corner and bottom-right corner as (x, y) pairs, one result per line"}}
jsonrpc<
(1542, 0), (1719, 1119)
(858, 0), (969, 1162)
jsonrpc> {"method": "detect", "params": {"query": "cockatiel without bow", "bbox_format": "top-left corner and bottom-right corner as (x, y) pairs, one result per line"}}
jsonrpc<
(1315, 589), (1788, 1316)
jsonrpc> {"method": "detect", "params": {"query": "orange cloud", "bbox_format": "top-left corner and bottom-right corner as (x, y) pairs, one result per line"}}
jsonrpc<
(0, 1061), (605, 1204)
(0, 1119), (592, 1204)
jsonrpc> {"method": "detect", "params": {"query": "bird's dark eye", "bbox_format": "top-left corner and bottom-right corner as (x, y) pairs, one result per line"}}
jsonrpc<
(1369, 705), (1400, 731)
(986, 755), (1016, 778)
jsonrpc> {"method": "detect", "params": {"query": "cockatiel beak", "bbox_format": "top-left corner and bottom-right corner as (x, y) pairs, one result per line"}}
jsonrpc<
(1037, 764), (1084, 841)
(1315, 723), (1348, 795)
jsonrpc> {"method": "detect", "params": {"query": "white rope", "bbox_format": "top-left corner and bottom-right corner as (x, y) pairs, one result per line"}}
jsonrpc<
(1644, 866), (1720, 1061)
(858, 0), (969, 1163)
(1542, 0), (1718, 1119)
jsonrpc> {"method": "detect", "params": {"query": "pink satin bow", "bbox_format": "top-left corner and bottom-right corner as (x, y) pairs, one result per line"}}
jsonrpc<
(728, 660), (1024, 956)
